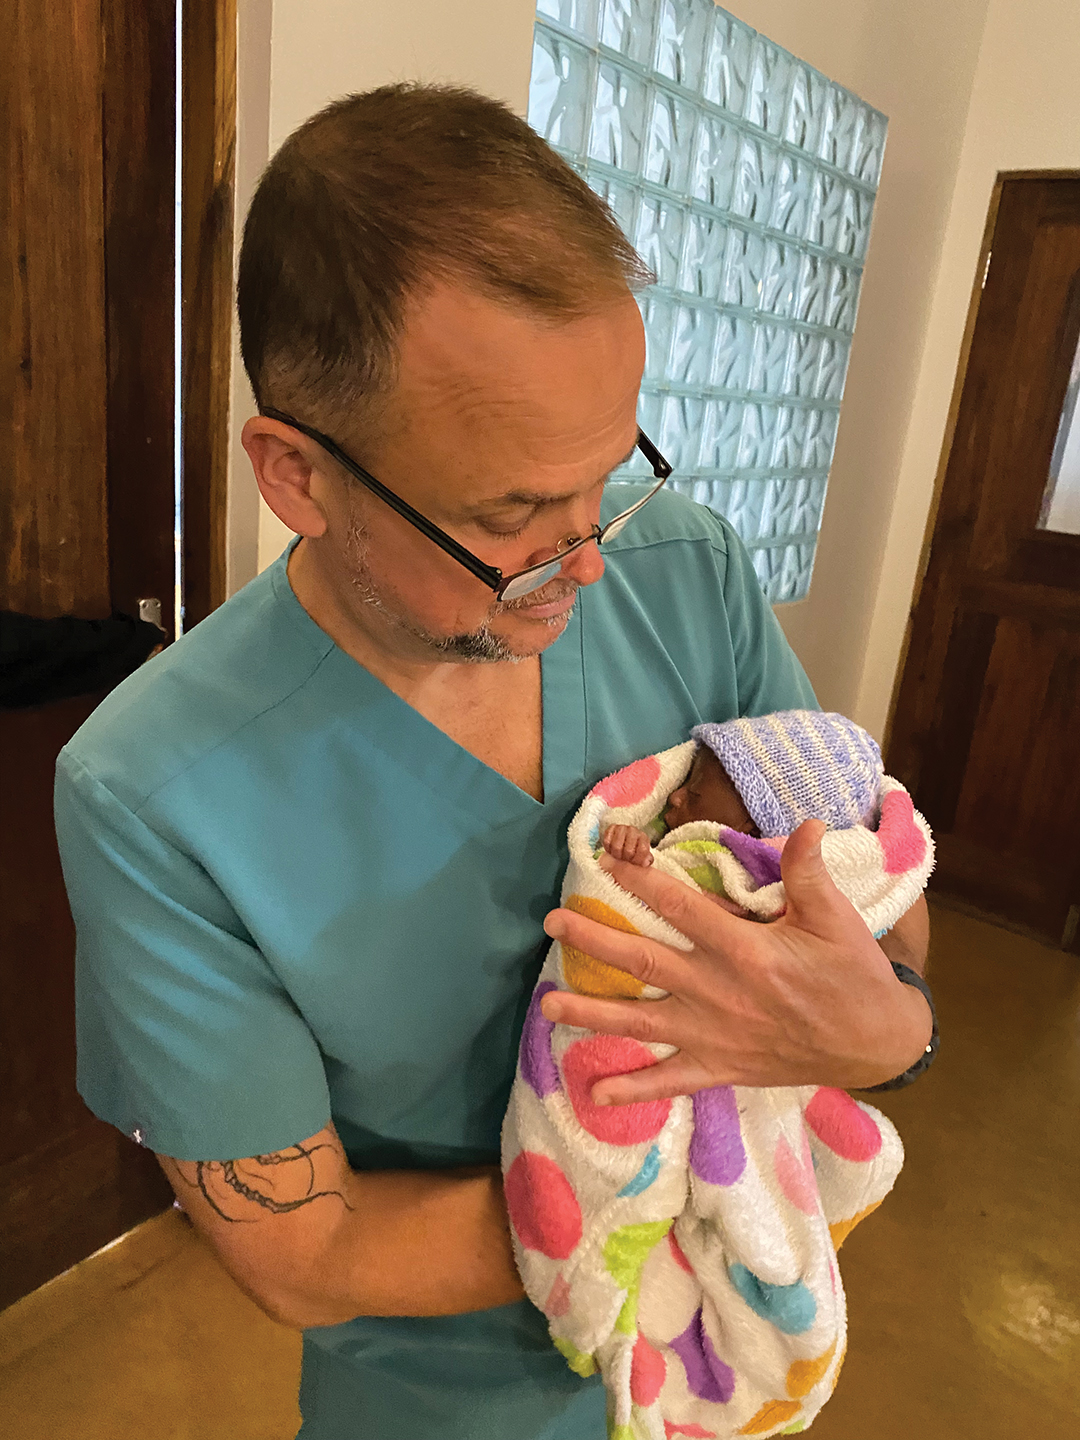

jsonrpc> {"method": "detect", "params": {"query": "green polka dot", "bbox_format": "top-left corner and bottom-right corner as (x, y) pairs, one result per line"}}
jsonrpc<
(603, 1220), (673, 1287)
(604, 1219), (672, 1337)
(684, 863), (727, 894)
(553, 1335), (597, 1378)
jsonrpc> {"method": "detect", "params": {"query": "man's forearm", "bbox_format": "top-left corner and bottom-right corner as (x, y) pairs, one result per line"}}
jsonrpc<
(877, 894), (930, 976)
(160, 1138), (524, 1331)
(301, 1165), (524, 1327)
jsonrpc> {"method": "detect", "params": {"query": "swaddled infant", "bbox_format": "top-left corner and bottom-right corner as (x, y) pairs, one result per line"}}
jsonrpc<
(501, 710), (934, 1440)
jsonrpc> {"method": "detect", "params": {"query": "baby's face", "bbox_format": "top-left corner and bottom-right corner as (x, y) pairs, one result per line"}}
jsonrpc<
(663, 746), (758, 834)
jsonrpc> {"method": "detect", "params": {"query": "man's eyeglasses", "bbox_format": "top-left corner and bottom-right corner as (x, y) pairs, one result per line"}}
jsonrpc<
(261, 407), (672, 603)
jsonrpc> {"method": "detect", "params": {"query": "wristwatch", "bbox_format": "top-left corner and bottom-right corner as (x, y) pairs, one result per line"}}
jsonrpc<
(860, 961), (939, 1092)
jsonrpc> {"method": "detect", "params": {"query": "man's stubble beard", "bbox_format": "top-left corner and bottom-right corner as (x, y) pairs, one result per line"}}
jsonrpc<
(344, 515), (576, 663)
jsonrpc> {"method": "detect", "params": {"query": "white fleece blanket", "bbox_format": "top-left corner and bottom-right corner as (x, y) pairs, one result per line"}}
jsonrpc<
(501, 740), (934, 1440)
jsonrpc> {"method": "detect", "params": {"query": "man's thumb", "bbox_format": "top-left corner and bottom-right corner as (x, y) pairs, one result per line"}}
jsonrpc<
(779, 819), (834, 914)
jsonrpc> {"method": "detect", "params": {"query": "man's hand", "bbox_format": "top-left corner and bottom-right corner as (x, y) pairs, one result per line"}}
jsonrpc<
(158, 1124), (523, 1328)
(540, 819), (932, 1104)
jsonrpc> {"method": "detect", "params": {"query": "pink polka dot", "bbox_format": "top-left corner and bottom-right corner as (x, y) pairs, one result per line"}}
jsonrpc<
(591, 755), (662, 807)
(545, 1274), (571, 1317)
(804, 1088), (883, 1162)
(775, 1133), (819, 1215)
(504, 1152), (582, 1259)
(562, 1036), (672, 1145)
(877, 788), (927, 874)
(631, 1333), (667, 1406)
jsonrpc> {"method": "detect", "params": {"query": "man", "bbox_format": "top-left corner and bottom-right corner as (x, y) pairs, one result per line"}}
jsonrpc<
(56, 86), (931, 1439)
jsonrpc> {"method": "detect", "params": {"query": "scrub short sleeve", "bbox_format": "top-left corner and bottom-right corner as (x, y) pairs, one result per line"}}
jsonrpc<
(55, 752), (331, 1162)
(718, 521), (818, 717)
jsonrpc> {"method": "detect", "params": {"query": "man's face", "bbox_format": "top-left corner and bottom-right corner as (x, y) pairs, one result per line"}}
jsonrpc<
(312, 282), (646, 662)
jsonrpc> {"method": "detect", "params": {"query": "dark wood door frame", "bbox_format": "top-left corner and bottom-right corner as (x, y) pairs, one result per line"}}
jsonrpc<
(182, 0), (236, 628)
(103, 0), (178, 632)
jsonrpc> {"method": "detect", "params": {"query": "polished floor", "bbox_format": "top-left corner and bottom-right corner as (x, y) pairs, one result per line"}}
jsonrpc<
(2, 902), (1078, 1439)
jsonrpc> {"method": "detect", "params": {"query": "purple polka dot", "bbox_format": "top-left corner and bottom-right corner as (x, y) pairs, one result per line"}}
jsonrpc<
(670, 1306), (735, 1403)
(689, 1085), (746, 1185)
(520, 982), (560, 1097)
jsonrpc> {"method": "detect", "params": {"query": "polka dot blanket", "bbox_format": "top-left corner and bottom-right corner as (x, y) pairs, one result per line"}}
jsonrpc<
(501, 739), (934, 1439)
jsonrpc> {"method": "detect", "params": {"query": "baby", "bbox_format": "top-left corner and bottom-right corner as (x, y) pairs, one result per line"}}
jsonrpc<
(603, 738), (758, 869)
(502, 710), (934, 1440)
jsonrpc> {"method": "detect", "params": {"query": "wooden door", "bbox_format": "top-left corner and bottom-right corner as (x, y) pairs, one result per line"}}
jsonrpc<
(888, 174), (1080, 950)
(1, 0), (233, 1309)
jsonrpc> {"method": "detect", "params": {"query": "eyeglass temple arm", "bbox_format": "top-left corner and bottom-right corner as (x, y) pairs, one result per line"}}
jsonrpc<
(636, 430), (673, 480)
(260, 410), (671, 581)
(260, 408), (505, 589)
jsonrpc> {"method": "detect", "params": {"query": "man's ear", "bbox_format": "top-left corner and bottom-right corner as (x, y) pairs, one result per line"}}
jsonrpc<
(242, 416), (328, 537)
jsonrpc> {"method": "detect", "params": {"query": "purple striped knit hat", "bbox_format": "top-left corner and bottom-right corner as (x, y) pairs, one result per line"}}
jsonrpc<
(691, 710), (883, 838)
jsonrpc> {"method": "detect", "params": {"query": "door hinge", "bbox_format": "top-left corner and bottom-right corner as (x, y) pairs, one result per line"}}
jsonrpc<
(981, 250), (993, 289)
(138, 597), (164, 629)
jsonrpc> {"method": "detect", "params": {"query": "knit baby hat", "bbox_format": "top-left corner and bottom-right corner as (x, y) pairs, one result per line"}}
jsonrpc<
(691, 710), (883, 837)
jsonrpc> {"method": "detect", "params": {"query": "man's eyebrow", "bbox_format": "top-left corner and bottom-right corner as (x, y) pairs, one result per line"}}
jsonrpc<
(463, 440), (640, 513)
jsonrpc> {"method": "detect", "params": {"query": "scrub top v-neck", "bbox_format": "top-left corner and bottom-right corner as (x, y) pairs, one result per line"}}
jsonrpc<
(57, 486), (816, 1440)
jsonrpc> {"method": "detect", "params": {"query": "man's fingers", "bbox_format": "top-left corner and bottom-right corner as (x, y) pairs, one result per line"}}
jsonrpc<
(590, 1052), (720, 1106)
(543, 905), (698, 994)
(539, 989), (679, 1046)
(593, 852), (747, 953)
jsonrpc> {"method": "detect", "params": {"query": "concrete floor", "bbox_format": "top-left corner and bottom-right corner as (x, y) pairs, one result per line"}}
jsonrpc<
(2, 902), (1078, 1439)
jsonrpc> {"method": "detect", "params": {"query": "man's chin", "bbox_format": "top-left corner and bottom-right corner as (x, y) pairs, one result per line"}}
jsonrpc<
(490, 599), (575, 654)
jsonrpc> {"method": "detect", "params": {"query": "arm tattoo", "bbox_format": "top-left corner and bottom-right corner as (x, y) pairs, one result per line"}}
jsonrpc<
(172, 1138), (354, 1223)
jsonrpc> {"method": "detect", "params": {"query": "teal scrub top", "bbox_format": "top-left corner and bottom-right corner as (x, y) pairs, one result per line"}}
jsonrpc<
(56, 486), (815, 1440)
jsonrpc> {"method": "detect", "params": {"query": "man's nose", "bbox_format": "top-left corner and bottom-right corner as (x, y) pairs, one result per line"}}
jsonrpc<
(559, 538), (605, 588)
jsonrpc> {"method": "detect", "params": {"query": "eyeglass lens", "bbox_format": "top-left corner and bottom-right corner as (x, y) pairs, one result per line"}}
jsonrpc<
(499, 560), (564, 604)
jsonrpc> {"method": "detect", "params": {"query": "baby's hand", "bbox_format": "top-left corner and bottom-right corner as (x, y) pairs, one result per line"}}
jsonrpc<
(601, 825), (654, 867)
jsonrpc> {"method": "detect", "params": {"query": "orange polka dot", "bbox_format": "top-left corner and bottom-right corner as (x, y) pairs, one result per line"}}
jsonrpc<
(786, 1340), (837, 1398)
(562, 896), (644, 999)
(738, 1400), (801, 1434)
(829, 1199), (883, 1251)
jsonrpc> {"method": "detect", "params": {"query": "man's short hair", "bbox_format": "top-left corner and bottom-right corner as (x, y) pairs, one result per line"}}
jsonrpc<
(238, 83), (653, 442)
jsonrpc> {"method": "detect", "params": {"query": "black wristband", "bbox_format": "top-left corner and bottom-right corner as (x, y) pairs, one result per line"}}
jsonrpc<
(860, 961), (939, 1092)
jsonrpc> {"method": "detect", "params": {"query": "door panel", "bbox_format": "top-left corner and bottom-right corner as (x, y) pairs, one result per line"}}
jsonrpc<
(103, 0), (181, 629)
(0, 699), (172, 1308)
(888, 176), (1080, 948)
(1, 0), (110, 619)
(0, 0), (178, 1310)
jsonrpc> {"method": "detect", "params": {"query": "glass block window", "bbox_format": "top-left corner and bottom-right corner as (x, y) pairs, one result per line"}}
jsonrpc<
(529, 0), (887, 601)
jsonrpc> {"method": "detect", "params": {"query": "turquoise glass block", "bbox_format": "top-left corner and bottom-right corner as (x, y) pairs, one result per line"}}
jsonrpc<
(529, 1), (887, 601)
